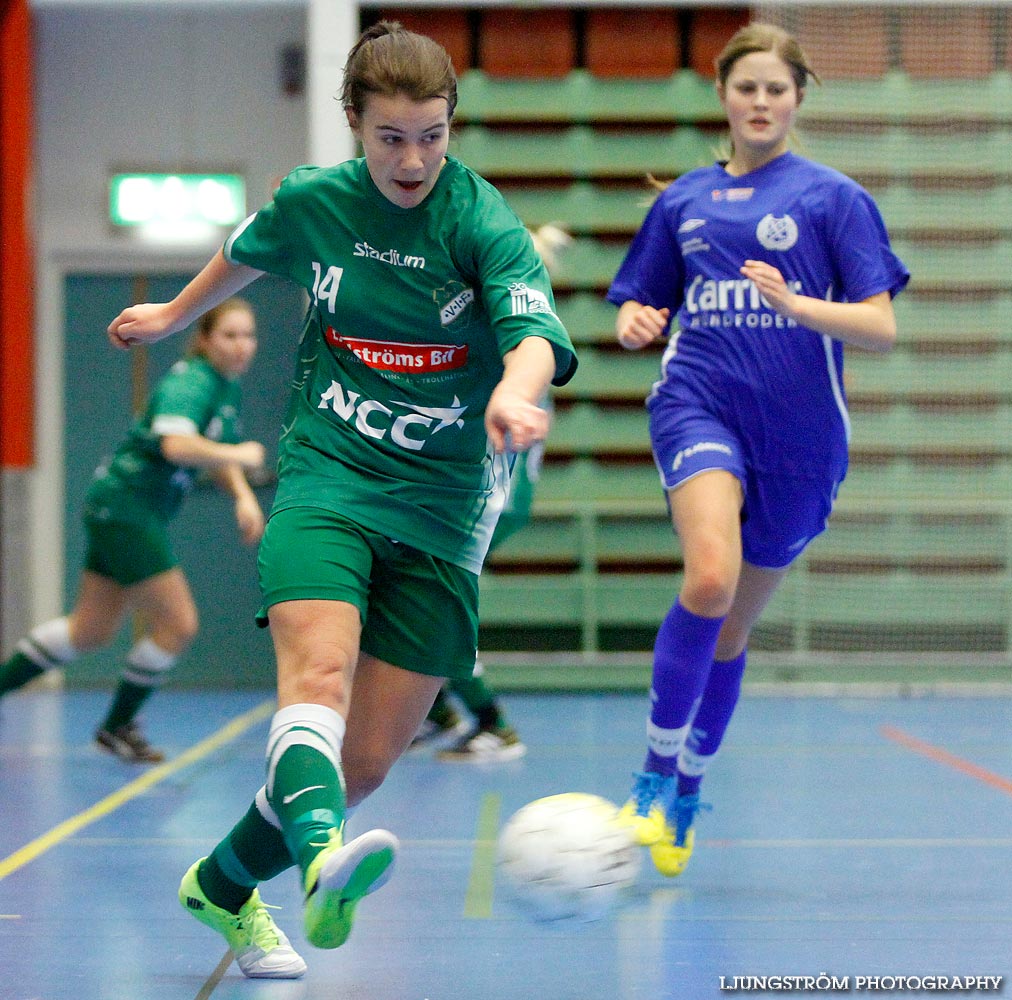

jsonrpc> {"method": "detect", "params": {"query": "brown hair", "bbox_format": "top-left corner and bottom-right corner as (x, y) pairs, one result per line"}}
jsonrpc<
(341, 20), (457, 119)
(186, 298), (254, 358)
(715, 21), (821, 92)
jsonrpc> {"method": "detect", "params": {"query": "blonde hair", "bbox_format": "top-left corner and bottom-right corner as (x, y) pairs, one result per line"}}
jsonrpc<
(715, 21), (820, 92)
(341, 20), (457, 119)
(528, 224), (572, 277)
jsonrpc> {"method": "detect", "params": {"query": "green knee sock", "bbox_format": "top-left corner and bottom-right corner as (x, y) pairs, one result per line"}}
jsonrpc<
(269, 742), (347, 876)
(0, 651), (45, 697)
(449, 674), (503, 728)
(99, 679), (154, 732)
(425, 686), (455, 725)
(199, 801), (295, 913)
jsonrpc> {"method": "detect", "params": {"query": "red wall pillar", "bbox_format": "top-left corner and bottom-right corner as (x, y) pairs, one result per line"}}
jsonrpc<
(1, 0), (35, 468)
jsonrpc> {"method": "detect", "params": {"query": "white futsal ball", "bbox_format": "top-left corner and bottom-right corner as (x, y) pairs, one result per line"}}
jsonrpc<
(497, 792), (641, 922)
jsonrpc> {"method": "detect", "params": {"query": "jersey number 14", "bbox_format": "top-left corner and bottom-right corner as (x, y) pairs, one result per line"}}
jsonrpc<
(311, 262), (344, 313)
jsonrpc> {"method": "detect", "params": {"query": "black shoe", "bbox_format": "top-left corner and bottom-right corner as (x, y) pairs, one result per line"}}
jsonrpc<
(95, 722), (165, 763)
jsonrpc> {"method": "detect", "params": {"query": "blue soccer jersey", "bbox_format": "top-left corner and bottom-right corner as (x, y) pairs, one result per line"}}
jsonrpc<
(607, 151), (910, 478)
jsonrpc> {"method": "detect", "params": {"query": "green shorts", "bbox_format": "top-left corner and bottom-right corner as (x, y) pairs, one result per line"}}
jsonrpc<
(82, 511), (177, 586)
(257, 505), (479, 681)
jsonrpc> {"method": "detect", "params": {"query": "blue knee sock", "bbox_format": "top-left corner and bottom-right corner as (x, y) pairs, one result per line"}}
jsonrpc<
(644, 600), (725, 776)
(677, 649), (747, 796)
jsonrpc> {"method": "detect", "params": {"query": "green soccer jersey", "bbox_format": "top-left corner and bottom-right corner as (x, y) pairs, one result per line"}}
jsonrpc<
(85, 355), (244, 523)
(224, 155), (577, 574)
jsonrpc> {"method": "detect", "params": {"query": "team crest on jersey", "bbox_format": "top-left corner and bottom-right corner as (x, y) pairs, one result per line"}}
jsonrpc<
(756, 214), (799, 251)
(435, 281), (476, 327)
(326, 328), (468, 373)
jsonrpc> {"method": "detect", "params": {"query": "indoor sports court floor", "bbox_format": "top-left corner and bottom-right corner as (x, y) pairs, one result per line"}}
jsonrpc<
(1, 686), (1009, 999)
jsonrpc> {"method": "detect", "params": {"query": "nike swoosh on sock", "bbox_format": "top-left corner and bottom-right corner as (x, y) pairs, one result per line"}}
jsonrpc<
(281, 785), (327, 806)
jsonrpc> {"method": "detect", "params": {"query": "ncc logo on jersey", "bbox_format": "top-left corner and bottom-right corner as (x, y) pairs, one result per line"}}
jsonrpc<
(756, 214), (798, 251)
(318, 378), (467, 452)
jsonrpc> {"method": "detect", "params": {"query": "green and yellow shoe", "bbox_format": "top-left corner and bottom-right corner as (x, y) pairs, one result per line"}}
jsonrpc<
(303, 827), (399, 949)
(179, 858), (306, 979)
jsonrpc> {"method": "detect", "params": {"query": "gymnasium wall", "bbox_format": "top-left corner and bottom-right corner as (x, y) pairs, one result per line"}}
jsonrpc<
(9, 2), (309, 656)
(12, 1), (1012, 688)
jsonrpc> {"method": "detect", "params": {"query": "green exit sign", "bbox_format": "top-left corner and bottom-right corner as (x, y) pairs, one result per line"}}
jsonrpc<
(110, 173), (246, 227)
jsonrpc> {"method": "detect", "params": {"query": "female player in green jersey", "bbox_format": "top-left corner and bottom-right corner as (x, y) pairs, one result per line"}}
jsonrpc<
(0, 298), (265, 762)
(107, 21), (576, 978)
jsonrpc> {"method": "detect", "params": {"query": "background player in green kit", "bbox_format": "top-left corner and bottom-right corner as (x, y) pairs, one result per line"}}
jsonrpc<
(106, 21), (577, 979)
(0, 298), (266, 763)
(410, 442), (538, 761)
(413, 225), (568, 763)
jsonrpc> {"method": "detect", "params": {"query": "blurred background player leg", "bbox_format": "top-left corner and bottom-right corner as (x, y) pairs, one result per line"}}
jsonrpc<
(417, 224), (568, 763)
(415, 438), (543, 763)
(435, 660), (526, 762)
(408, 685), (468, 747)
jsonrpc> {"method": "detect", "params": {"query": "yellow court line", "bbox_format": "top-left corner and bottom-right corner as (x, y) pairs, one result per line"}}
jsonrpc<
(463, 792), (501, 919)
(0, 699), (275, 882)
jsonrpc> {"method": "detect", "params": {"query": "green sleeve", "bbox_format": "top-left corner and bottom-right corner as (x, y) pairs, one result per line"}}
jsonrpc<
(461, 192), (578, 386)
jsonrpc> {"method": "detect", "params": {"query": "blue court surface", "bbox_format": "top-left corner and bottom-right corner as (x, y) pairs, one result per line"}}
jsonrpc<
(1, 688), (1009, 999)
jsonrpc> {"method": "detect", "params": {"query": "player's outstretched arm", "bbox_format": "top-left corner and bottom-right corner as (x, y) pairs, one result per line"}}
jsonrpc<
(486, 336), (557, 454)
(107, 249), (264, 350)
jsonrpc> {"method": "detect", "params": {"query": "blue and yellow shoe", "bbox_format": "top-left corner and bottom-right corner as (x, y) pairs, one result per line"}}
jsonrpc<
(179, 858), (307, 979)
(616, 771), (674, 846)
(649, 792), (711, 877)
(303, 827), (399, 949)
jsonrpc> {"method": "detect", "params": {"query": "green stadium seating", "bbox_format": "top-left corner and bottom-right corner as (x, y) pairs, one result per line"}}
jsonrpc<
(850, 405), (1012, 454)
(892, 240), (1012, 295)
(479, 494), (1012, 651)
(546, 402), (649, 457)
(798, 70), (1012, 125)
(893, 296), (1012, 343)
(846, 348), (1012, 398)
(451, 125), (716, 182)
(547, 237), (632, 291)
(808, 507), (1009, 570)
(555, 292), (621, 343)
(552, 347), (660, 401)
(800, 126), (1012, 181)
(500, 182), (650, 236)
(456, 68), (725, 125)
(874, 183), (1012, 237)
(535, 458), (661, 503)
(843, 458), (1012, 500)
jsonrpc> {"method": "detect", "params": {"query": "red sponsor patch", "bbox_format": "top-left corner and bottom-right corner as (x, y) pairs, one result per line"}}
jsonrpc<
(326, 329), (468, 373)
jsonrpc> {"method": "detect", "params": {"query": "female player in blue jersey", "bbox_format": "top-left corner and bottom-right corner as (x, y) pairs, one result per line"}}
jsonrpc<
(607, 21), (909, 877)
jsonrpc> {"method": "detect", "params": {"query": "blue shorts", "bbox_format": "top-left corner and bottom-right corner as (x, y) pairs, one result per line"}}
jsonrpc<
(649, 403), (845, 569)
